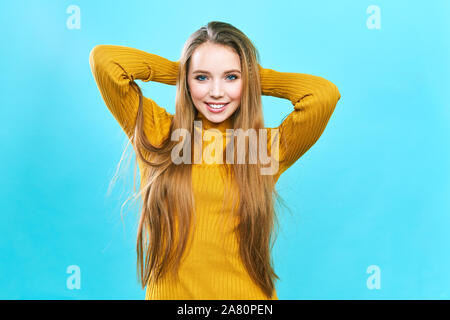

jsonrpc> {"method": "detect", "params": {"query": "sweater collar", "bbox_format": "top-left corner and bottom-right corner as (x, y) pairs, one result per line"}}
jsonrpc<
(194, 111), (234, 133)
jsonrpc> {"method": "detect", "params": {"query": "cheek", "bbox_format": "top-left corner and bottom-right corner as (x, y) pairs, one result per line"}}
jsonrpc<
(228, 82), (242, 101)
(188, 82), (208, 101)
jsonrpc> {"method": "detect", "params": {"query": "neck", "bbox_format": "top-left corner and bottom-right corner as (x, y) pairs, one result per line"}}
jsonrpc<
(195, 111), (234, 133)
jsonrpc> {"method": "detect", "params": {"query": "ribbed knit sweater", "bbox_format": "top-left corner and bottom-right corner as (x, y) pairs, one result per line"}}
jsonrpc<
(89, 44), (341, 300)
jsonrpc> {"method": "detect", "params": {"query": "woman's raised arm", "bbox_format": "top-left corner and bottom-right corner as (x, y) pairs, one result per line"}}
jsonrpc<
(259, 65), (341, 176)
(89, 45), (179, 141)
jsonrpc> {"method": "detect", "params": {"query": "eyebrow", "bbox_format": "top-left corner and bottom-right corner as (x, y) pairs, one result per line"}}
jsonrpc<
(192, 69), (241, 74)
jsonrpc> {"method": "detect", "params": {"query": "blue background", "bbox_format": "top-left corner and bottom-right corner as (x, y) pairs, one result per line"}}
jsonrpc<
(1, 0), (449, 299)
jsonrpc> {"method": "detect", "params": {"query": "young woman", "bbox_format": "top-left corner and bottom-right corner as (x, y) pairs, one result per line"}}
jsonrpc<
(89, 21), (341, 300)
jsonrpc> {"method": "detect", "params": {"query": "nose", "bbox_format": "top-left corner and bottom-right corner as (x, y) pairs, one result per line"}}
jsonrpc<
(209, 79), (224, 98)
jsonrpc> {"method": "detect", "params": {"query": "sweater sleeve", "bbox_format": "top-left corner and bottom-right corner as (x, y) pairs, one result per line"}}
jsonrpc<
(259, 65), (341, 176)
(89, 45), (178, 142)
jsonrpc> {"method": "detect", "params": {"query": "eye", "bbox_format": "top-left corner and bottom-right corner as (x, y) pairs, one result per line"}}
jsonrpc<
(227, 74), (238, 80)
(195, 75), (207, 81)
(194, 74), (239, 81)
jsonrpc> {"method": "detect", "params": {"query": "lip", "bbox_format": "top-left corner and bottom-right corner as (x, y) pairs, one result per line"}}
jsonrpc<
(205, 102), (229, 113)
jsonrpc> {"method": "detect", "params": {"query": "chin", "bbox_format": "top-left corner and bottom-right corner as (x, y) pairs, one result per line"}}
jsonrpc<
(206, 113), (229, 122)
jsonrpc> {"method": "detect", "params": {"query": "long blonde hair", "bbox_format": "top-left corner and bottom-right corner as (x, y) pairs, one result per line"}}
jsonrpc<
(113, 21), (290, 299)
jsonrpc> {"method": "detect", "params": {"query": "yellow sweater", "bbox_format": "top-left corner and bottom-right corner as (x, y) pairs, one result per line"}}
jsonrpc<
(89, 44), (341, 300)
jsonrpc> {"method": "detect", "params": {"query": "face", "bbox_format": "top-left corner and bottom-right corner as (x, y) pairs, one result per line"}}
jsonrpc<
(187, 42), (242, 123)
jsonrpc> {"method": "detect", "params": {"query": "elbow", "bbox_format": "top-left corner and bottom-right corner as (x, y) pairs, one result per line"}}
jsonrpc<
(319, 81), (341, 113)
(89, 45), (100, 72)
(318, 81), (341, 117)
(329, 81), (341, 104)
(89, 45), (112, 72)
(321, 78), (340, 100)
(313, 78), (341, 109)
(89, 45), (104, 69)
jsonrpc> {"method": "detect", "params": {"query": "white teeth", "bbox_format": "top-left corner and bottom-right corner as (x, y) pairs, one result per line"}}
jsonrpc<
(208, 104), (226, 109)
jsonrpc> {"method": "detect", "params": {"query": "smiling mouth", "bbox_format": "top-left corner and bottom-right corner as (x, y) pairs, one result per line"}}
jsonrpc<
(205, 102), (229, 113)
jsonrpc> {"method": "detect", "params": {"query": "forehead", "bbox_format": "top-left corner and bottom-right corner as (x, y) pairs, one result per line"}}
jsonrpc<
(189, 42), (241, 72)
